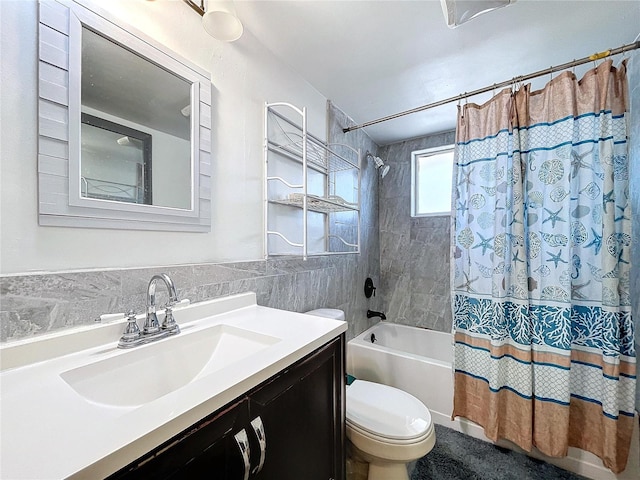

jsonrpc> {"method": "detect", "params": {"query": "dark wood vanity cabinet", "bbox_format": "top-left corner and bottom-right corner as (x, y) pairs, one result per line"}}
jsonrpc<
(108, 335), (345, 480)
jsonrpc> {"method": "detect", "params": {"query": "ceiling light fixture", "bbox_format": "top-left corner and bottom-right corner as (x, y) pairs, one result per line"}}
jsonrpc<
(441, 0), (517, 29)
(182, 0), (243, 42)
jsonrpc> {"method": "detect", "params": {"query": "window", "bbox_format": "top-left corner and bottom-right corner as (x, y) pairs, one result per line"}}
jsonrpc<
(411, 145), (455, 216)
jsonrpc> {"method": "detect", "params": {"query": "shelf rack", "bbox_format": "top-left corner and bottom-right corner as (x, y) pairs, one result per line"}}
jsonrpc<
(264, 102), (361, 259)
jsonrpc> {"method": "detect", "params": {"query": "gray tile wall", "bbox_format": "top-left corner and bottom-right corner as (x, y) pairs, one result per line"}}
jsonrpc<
(0, 102), (382, 343)
(378, 132), (456, 333)
(327, 101), (384, 337)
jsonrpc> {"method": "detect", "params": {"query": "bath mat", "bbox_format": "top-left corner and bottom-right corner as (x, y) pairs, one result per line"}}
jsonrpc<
(411, 424), (588, 480)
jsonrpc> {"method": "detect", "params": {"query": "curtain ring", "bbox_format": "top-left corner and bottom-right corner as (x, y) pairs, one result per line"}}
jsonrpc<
(549, 67), (553, 82)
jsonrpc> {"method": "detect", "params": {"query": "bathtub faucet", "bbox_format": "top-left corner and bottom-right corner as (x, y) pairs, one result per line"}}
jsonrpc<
(367, 310), (386, 320)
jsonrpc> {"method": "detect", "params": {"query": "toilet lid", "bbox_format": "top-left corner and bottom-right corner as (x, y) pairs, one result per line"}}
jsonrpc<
(346, 380), (432, 441)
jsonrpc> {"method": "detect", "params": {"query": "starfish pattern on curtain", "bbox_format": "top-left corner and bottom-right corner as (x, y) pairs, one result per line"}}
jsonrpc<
(451, 59), (635, 473)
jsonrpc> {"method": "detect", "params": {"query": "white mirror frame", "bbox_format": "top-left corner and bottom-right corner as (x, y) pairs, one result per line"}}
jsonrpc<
(38, 0), (212, 232)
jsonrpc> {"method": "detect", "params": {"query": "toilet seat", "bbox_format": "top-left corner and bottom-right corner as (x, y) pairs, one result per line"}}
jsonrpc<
(347, 418), (435, 446)
(346, 380), (432, 443)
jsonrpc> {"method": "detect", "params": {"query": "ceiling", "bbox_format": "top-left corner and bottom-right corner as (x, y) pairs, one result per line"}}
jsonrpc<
(235, 0), (640, 146)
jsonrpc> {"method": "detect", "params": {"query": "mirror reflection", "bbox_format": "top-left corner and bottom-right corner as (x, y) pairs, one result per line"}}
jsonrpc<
(81, 114), (151, 204)
(80, 27), (192, 209)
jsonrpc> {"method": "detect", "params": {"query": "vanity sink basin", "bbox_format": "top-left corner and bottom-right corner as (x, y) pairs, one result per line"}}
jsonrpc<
(60, 324), (280, 408)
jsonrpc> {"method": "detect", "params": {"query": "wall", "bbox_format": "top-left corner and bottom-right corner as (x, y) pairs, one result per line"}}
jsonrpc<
(0, 0), (328, 274)
(1, 102), (382, 343)
(378, 131), (456, 333)
(328, 101), (383, 337)
(0, 1), (382, 342)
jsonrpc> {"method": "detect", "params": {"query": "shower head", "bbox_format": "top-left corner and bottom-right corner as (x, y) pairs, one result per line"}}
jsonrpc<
(366, 152), (390, 178)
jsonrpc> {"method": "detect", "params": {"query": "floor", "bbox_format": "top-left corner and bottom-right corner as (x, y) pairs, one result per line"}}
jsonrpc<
(410, 424), (588, 480)
(346, 424), (588, 480)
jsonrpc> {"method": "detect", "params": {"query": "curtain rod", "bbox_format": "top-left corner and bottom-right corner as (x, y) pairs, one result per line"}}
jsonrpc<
(343, 41), (640, 134)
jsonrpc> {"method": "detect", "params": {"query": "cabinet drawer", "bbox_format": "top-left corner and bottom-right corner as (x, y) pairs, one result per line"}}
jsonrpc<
(107, 398), (248, 480)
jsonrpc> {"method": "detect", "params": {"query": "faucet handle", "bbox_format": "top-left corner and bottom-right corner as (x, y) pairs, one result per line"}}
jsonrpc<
(123, 311), (140, 334)
(161, 305), (180, 334)
(118, 311), (141, 348)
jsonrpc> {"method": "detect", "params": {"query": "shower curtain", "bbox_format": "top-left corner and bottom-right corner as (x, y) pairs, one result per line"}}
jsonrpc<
(451, 59), (635, 473)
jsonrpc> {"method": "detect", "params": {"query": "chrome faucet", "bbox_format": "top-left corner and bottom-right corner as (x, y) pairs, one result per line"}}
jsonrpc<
(117, 273), (181, 348)
(144, 273), (180, 335)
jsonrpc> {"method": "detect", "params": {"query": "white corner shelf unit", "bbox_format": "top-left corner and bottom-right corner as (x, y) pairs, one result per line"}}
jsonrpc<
(264, 102), (361, 259)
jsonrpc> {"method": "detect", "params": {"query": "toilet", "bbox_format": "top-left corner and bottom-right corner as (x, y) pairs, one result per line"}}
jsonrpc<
(305, 309), (436, 480)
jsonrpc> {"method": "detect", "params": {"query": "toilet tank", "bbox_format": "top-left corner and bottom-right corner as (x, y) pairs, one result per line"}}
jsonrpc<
(305, 309), (345, 321)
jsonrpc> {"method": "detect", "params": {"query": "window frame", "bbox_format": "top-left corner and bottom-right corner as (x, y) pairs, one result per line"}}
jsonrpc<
(410, 144), (455, 217)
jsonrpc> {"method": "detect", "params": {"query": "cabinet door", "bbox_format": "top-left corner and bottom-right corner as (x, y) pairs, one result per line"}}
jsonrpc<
(107, 398), (250, 480)
(248, 336), (345, 480)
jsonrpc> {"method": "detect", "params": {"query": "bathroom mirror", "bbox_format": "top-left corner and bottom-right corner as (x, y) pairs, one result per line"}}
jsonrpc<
(38, 0), (212, 231)
(80, 27), (192, 209)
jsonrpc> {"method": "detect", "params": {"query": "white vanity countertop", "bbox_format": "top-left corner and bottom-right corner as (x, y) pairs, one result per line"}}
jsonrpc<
(0, 293), (347, 479)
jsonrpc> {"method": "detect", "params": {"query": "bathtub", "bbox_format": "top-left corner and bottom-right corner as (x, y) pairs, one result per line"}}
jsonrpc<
(347, 321), (454, 427)
(346, 321), (640, 480)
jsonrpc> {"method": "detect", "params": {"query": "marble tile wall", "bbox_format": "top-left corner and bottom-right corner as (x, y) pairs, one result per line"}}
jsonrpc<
(327, 101), (383, 337)
(0, 257), (367, 342)
(0, 102), (382, 343)
(378, 132), (456, 333)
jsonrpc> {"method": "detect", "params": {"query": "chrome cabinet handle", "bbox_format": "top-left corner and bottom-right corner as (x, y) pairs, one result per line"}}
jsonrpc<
(234, 429), (251, 480)
(250, 416), (267, 474)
